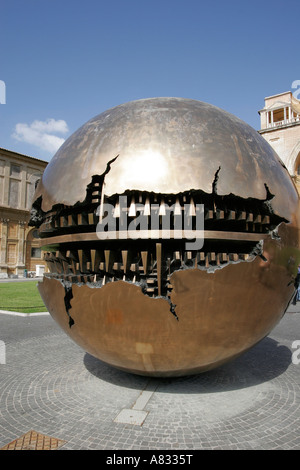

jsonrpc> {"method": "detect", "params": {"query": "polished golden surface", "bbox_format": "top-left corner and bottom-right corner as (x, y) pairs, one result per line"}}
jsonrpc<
(33, 98), (300, 377)
(35, 98), (298, 220)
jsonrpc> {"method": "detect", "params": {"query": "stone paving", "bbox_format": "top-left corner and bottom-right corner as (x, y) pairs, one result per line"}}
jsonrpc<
(0, 303), (300, 451)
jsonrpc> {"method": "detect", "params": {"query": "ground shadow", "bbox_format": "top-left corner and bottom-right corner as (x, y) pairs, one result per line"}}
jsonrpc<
(83, 336), (293, 394)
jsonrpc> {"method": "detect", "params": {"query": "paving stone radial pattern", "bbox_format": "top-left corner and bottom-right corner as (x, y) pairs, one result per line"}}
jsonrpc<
(0, 305), (300, 450)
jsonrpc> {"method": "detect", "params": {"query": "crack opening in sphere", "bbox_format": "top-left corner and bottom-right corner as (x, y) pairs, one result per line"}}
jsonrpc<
(31, 163), (290, 311)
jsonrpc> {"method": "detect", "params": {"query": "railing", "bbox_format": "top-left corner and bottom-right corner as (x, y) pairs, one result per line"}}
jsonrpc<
(267, 116), (300, 129)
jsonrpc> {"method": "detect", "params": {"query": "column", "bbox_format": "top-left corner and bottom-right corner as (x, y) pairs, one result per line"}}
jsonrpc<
(0, 218), (9, 274)
(17, 220), (26, 275)
(20, 166), (27, 210)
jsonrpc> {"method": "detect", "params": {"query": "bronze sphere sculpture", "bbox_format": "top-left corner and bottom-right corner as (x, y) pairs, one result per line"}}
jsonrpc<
(30, 97), (300, 377)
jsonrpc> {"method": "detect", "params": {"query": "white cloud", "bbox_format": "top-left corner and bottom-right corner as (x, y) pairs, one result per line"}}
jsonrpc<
(12, 118), (69, 154)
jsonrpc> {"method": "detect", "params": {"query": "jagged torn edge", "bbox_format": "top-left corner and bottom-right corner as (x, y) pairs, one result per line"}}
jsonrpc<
(43, 163), (288, 326)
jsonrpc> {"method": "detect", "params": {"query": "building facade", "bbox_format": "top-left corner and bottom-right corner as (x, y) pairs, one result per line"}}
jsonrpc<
(0, 148), (48, 278)
(258, 91), (300, 192)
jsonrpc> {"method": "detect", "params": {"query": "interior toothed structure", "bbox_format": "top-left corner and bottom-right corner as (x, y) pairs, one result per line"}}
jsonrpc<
(31, 172), (287, 299)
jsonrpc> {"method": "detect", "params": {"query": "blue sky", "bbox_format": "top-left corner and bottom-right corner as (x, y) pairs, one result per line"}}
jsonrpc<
(0, 0), (299, 162)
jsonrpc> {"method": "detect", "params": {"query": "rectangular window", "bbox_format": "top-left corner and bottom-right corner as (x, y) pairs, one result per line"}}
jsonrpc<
(26, 181), (35, 209)
(8, 179), (20, 208)
(31, 247), (41, 258)
(10, 164), (21, 178)
(8, 223), (18, 239)
(7, 244), (17, 264)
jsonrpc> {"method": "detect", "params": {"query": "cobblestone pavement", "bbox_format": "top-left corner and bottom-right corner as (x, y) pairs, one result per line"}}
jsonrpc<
(0, 304), (300, 451)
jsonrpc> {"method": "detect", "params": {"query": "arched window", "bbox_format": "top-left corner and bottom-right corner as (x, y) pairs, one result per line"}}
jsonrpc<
(25, 228), (45, 273)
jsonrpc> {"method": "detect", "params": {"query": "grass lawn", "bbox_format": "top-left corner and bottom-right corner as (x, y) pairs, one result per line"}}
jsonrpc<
(0, 281), (48, 313)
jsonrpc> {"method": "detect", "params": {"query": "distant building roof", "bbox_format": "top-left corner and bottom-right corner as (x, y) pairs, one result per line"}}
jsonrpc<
(0, 146), (48, 165)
